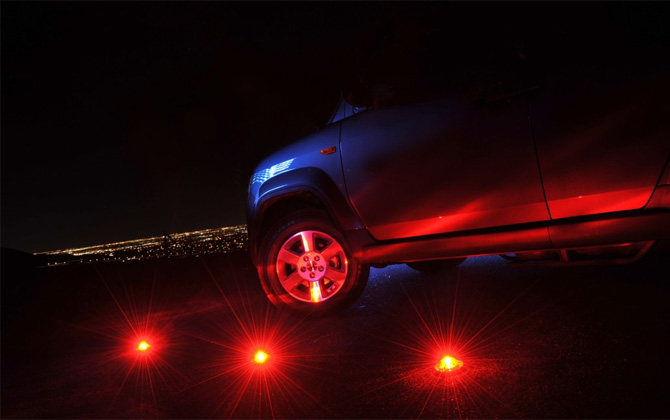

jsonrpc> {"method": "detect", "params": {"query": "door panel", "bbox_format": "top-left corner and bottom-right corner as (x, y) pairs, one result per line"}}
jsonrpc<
(532, 74), (670, 219)
(529, 4), (670, 219)
(340, 95), (549, 240)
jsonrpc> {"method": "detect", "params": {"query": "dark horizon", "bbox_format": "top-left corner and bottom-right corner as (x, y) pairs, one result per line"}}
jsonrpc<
(2, 2), (387, 252)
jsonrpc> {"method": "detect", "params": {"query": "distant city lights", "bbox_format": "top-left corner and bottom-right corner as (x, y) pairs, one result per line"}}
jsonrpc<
(37, 225), (248, 266)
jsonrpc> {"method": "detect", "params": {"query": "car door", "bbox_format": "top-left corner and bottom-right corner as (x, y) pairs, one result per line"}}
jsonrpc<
(341, 96), (549, 241)
(529, 3), (670, 220)
(339, 4), (550, 241)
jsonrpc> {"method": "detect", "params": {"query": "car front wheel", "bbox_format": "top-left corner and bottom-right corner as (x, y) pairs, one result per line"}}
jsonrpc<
(257, 210), (369, 315)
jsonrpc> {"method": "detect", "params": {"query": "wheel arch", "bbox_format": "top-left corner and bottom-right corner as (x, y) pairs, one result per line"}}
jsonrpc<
(248, 167), (364, 265)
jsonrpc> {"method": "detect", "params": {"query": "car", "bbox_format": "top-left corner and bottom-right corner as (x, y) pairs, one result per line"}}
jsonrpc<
(247, 3), (670, 314)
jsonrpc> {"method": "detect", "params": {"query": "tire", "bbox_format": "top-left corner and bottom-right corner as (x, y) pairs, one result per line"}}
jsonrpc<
(257, 209), (369, 315)
(407, 258), (466, 274)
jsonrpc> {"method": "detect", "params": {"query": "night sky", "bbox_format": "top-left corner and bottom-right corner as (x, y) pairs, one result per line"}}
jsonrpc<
(2, 2), (390, 252)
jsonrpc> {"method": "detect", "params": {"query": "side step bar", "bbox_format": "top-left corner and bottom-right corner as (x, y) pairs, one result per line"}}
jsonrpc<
(505, 241), (655, 268)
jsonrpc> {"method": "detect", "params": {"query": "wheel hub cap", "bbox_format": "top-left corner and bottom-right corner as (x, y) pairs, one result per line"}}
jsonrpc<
(297, 252), (326, 281)
(275, 230), (349, 303)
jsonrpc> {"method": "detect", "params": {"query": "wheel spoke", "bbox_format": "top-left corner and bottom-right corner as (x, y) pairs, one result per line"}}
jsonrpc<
(300, 231), (315, 253)
(321, 241), (341, 262)
(326, 267), (347, 286)
(282, 271), (303, 292)
(277, 247), (299, 265)
(309, 280), (324, 302)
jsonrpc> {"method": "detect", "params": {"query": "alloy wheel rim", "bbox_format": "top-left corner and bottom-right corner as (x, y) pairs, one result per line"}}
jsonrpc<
(275, 230), (348, 303)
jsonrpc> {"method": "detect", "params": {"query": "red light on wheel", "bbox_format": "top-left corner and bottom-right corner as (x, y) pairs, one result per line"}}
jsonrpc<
(253, 350), (269, 365)
(435, 355), (463, 372)
(310, 282), (322, 303)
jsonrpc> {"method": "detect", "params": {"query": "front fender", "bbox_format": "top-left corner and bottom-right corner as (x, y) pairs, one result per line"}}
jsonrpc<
(248, 167), (365, 262)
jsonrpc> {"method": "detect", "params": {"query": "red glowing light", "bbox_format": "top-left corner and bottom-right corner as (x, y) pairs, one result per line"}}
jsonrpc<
(310, 282), (322, 302)
(137, 340), (151, 352)
(253, 350), (269, 364)
(435, 355), (463, 372)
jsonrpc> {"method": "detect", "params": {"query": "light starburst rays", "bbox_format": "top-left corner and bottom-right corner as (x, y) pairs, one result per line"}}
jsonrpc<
(183, 256), (333, 418)
(183, 309), (329, 419)
(79, 264), (186, 414)
(356, 262), (562, 419)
